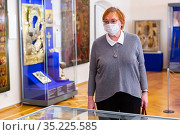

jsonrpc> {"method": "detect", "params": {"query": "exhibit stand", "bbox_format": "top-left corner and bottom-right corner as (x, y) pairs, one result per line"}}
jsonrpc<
(144, 51), (163, 72)
(18, 0), (77, 106)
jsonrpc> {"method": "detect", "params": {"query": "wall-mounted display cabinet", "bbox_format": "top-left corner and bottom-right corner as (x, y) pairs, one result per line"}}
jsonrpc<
(18, 0), (77, 106)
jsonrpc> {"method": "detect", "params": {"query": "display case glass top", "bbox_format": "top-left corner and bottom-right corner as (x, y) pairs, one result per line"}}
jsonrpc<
(17, 105), (179, 120)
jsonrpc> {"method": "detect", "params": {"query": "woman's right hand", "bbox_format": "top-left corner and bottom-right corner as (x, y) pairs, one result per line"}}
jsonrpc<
(88, 96), (95, 109)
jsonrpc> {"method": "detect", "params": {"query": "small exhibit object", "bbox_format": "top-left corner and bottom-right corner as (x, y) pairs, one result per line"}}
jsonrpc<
(33, 71), (51, 84)
(59, 62), (67, 80)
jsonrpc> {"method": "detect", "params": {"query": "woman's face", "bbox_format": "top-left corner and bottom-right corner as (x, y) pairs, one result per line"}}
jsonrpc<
(103, 12), (122, 30)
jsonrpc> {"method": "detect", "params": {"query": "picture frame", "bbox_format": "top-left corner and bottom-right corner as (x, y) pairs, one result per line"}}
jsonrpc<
(0, 0), (10, 93)
(135, 20), (160, 52)
(45, 9), (53, 27)
(76, 0), (90, 64)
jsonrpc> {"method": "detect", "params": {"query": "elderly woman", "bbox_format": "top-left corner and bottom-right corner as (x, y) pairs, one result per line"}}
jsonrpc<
(88, 7), (148, 116)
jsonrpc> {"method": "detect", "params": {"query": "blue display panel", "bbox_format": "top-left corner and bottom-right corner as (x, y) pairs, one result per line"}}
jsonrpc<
(144, 53), (163, 72)
(21, 0), (44, 5)
(19, 0), (76, 103)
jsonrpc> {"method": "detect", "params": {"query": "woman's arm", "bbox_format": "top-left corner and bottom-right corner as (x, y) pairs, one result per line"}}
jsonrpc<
(88, 42), (97, 109)
(141, 89), (148, 109)
(136, 36), (148, 108)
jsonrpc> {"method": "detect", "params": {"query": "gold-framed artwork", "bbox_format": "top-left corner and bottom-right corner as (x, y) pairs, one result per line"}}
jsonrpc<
(135, 20), (160, 52)
(21, 4), (45, 65)
(45, 9), (53, 27)
(76, 0), (89, 65)
(0, 0), (10, 93)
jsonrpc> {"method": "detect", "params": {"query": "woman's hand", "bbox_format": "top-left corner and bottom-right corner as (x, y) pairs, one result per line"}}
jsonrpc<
(141, 92), (148, 109)
(88, 96), (96, 109)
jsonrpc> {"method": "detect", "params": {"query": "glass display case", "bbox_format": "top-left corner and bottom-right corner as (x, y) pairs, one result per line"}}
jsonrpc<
(16, 105), (179, 120)
(18, 0), (77, 106)
(168, 3), (180, 72)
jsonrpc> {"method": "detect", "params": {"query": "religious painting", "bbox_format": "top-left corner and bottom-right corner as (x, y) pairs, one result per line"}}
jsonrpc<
(0, 0), (5, 9)
(0, 0), (10, 93)
(135, 20), (160, 52)
(61, 0), (76, 67)
(173, 11), (180, 27)
(46, 9), (53, 27)
(21, 4), (45, 65)
(0, 11), (5, 32)
(76, 0), (89, 64)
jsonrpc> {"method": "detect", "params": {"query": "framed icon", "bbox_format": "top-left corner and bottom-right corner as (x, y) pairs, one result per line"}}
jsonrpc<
(46, 9), (53, 27)
(135, 20), (160, 52)
(0, 0), (10, 93)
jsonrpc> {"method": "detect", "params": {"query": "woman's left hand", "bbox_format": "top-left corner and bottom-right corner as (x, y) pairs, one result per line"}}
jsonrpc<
(141, 92), (148, 109)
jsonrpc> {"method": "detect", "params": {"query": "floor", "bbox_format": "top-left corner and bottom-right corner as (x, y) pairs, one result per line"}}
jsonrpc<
(1, 71), (180, 120)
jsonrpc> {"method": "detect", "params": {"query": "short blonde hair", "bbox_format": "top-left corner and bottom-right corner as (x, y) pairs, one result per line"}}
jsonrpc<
(102, 7), (125, 30)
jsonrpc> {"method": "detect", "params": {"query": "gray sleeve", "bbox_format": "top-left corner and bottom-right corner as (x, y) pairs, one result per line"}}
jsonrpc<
(136, 36), (148, 90)
(88, 41), (97, 96)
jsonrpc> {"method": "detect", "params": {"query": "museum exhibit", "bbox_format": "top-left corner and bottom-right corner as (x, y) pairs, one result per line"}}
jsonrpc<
(1, 0), (180, 124)
(18, 0), (77, 106)
(0, 0), (10, 93)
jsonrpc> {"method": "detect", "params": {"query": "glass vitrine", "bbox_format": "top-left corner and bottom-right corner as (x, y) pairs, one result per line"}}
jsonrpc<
(18, 0), (77, 106)
(16, 105), (179, 120)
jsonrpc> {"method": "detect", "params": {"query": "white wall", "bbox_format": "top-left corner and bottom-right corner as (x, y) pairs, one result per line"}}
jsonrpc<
(0, 0), (21, 109)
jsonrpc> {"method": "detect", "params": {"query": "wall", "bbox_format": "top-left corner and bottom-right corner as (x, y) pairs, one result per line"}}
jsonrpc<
(129, 0), (180, 68)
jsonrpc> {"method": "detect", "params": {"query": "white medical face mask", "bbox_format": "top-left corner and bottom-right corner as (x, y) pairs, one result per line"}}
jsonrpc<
(103, 23), (120, 36)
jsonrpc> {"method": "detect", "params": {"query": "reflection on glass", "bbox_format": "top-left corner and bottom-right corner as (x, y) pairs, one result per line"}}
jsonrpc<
(17, 105), (178, 120)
